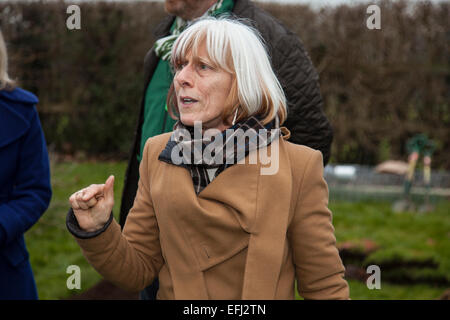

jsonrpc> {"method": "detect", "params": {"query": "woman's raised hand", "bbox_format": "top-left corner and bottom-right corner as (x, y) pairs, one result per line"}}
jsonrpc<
(69, 175), (115, 232)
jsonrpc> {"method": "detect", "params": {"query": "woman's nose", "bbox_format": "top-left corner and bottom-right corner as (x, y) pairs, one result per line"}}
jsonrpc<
(176, 65), (193, 87)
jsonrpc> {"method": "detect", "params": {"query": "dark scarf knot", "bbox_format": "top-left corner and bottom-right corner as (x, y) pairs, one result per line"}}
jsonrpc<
(158, 116), (280, 194)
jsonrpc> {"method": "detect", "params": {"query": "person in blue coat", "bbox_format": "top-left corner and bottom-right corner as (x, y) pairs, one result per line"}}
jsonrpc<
(0, 30), (52, 299)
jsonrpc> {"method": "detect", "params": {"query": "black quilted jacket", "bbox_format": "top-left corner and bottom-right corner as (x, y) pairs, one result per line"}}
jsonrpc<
(119, 0), (333, 227)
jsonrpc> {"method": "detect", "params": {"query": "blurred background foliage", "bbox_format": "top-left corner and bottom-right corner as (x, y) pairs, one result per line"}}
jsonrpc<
(1, 0), (449, 168)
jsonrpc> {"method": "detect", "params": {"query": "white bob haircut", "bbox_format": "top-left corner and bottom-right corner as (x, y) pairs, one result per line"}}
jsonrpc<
(167, 17), (287, 126)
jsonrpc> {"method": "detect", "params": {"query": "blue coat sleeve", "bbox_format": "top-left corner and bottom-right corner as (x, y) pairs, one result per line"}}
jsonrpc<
(0, 109), (52, 247)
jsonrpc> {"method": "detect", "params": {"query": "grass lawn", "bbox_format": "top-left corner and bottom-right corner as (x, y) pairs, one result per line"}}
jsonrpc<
(25, 161), (127, 299)
(330, 200), (450, 297)
(24, 161), (449, 299)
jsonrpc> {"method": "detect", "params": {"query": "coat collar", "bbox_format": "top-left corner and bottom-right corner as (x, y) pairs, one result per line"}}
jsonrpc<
(0, 87), (38, 105)
(0, 90), (34, 148)
(153, 15), (175, 38)
(233, 0), (253, 16)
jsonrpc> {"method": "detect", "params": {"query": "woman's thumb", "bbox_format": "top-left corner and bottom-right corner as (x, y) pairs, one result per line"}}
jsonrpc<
(104, 175), (115, 201)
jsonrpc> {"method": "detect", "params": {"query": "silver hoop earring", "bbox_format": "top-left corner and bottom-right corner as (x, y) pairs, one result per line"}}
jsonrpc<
(232, 108), (239, 125)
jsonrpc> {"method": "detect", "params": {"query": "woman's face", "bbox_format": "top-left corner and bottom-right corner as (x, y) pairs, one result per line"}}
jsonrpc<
(174, 43), (233, 131)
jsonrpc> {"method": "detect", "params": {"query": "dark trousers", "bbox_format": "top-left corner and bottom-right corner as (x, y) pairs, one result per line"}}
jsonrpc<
(139, 278), (159, 300)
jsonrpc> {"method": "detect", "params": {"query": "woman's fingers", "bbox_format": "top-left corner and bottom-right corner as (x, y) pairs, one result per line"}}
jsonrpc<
(77, 192), (98, 209)
(68, 176), (115, 232)
(69, 191), (83, 210)
(69, 176), (114, 210)
(70, 184), (103, 210)
(84, 196), (98, 208)
(69, 194), (81, 210)
(81, 185), (103, 202)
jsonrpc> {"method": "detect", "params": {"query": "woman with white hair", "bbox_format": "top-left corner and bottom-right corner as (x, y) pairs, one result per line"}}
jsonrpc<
(67, 18), (349, 300)
(0, 30), (52, 299)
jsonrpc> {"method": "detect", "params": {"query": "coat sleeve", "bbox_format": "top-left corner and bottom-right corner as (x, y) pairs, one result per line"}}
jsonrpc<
(0, 108), (51, 248)
(72, 138), (164, 292)
(273, 32), (333, 165)
(288, 150), (349, 299)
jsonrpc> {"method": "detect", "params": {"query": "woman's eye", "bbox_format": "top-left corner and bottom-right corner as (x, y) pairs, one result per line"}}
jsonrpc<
(199, 63), (210, 70)
(176, 62), (187, 71)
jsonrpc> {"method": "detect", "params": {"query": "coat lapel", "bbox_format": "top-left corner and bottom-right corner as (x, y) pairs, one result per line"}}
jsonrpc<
(0, 102), (29, 148)
(241, 138), (293, 299)
(152, 148), (260, 299)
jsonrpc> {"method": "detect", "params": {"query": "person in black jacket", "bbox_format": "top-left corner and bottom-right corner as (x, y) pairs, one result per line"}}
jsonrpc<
(119, 0), (333, 300)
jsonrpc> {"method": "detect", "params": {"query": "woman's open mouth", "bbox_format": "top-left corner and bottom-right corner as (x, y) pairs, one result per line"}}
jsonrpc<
(180, 96), (198, 106)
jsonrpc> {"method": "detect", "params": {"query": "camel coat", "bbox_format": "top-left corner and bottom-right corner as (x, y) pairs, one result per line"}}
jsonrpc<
(73, 131), (349, 300)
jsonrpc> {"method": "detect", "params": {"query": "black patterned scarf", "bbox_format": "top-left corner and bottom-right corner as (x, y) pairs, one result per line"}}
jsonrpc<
(158, 116), (280, 194)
